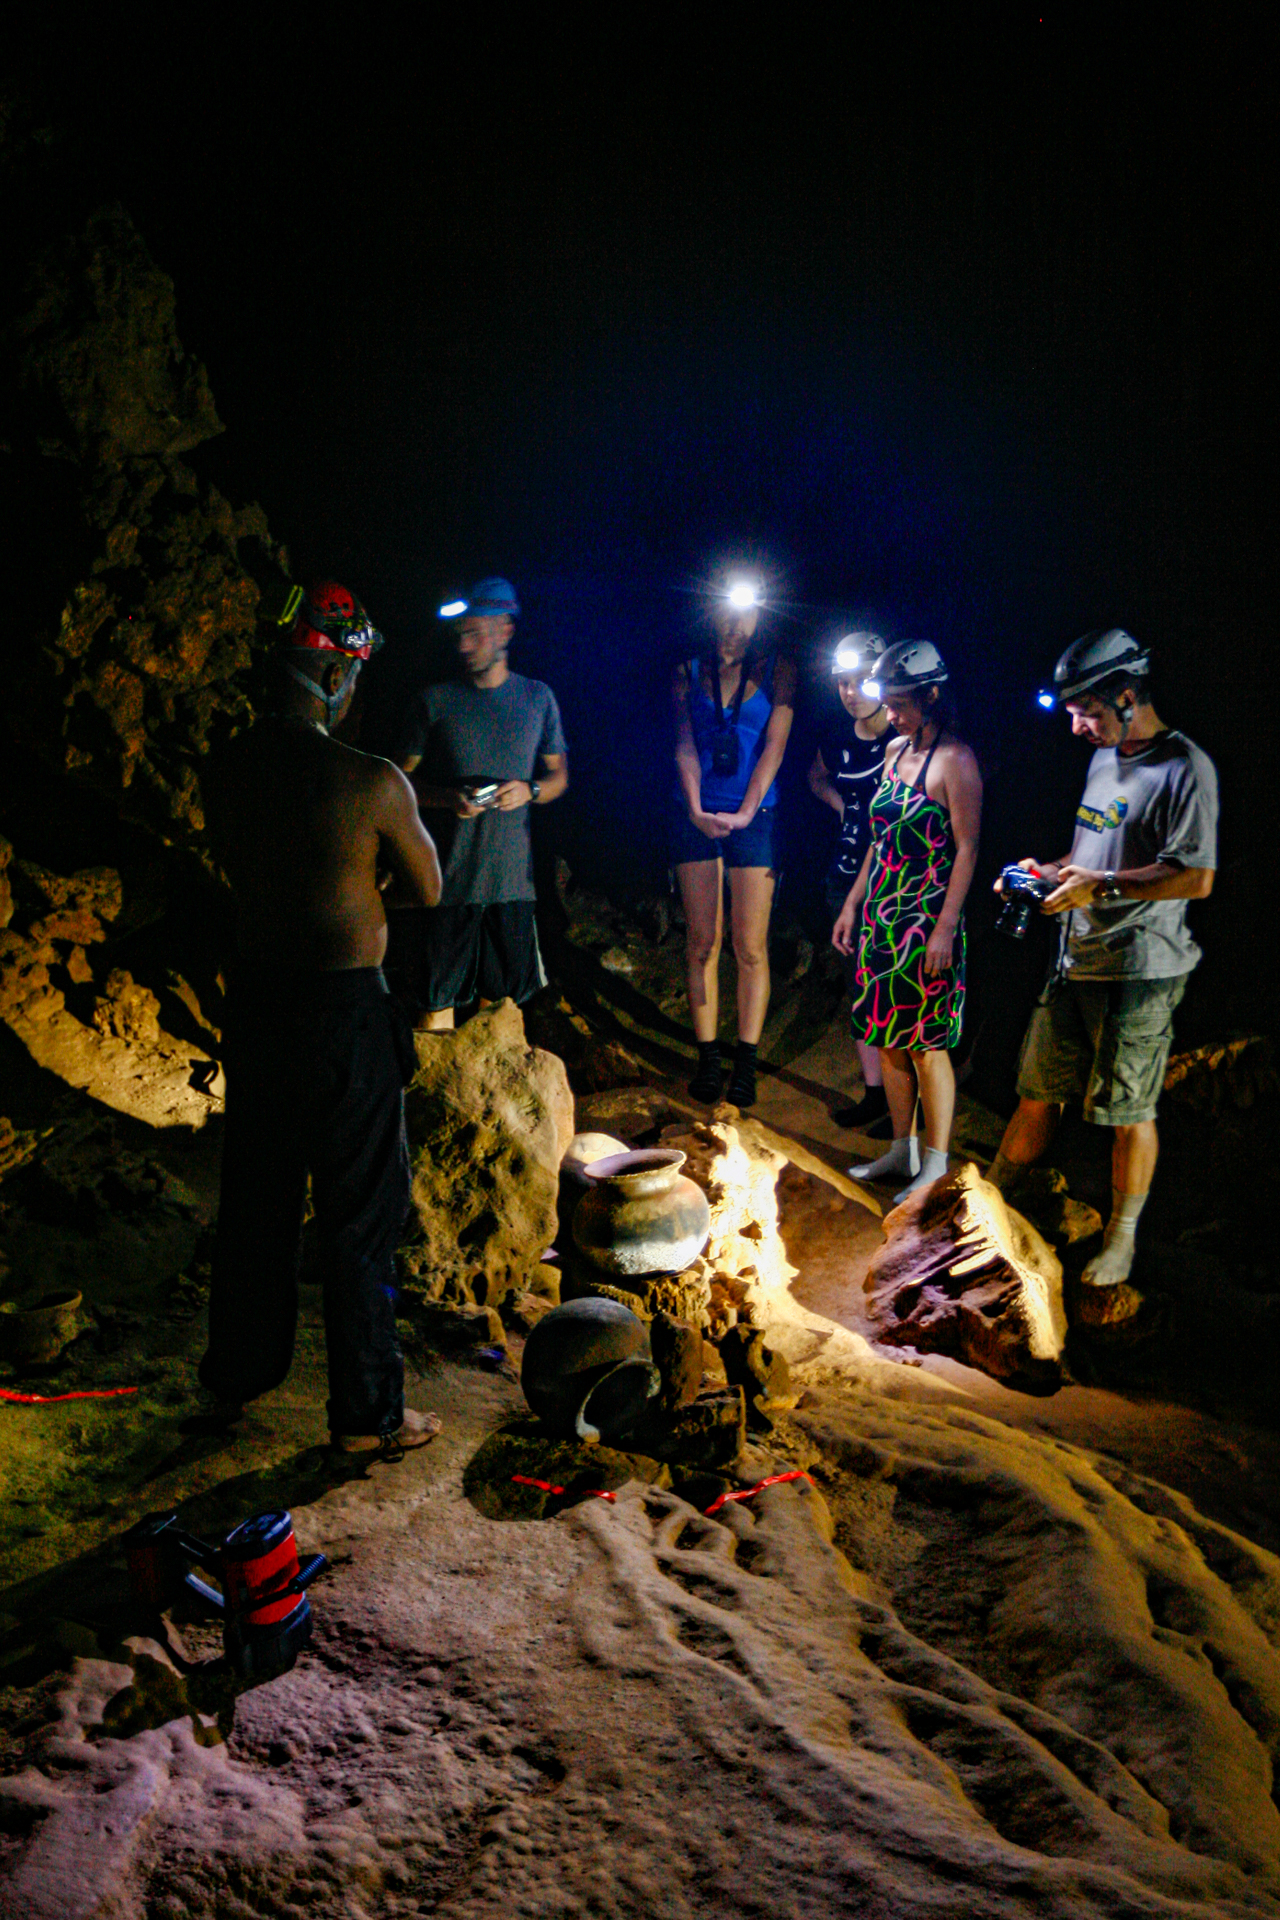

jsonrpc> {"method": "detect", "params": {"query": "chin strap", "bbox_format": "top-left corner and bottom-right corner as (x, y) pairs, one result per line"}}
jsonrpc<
(285, 659), (357, 723)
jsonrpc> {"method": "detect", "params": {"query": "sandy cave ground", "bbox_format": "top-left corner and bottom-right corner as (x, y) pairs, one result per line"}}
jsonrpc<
(1, 1052), (1280, 1916)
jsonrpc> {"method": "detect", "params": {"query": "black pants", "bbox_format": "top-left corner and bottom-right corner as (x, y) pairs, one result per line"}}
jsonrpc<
(199, 968), (414, 1437)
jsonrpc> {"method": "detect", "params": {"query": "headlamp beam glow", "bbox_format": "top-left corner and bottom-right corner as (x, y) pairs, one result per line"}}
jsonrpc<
(862, 678), (882, 701)
(725, 578), (763, 612)
(439, 599), (468, 619)
(1037, 691), (1056, 710)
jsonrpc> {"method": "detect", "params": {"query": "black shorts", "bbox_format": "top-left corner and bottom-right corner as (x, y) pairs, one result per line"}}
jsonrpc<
(400, 902), (547, 1013)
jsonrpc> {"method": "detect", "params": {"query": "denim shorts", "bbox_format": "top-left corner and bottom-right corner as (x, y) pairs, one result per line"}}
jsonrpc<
(671, 805), (778, 870)
(1016, 973), (1188, 1125)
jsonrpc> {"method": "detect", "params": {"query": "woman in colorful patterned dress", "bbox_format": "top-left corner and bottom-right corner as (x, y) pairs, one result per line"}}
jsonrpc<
(832, 641), (982, 1200)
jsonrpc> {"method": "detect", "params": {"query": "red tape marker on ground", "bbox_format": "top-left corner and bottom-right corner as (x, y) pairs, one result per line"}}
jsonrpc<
(0, 1386), (139, 1405)
(511, 1475), (616, 1502)
(704, 1469), (813, 1516)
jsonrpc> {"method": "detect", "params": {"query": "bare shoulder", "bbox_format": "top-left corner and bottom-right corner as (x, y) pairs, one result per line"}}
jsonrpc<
(939, 736), (981, 778)
(333, 742), (416, 808)
(771, 653), (799, 703)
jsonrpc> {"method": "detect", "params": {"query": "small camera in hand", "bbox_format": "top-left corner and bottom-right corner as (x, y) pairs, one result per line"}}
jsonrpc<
(995, 864), (1054, 939)
(463, 779), (500, 809)
(709, 731), (740, 779)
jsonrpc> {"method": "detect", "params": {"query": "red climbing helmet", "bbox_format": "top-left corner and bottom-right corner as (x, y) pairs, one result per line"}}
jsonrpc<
(287, 581), (384, 660)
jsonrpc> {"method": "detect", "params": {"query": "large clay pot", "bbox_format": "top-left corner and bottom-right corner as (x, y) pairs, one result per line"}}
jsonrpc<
(520, 1297), (659, 1442)
(572, 1149), (711, 1278)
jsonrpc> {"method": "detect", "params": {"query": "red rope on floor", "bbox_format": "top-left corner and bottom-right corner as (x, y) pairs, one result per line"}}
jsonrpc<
(0, 1385), (139, 1405)
(511, 1474), (617, 1502)
(704, 1469), (813, 1516)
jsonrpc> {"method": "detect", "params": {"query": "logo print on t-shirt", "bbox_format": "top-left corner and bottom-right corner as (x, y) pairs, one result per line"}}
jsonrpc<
(1076, 796), (1129, 833)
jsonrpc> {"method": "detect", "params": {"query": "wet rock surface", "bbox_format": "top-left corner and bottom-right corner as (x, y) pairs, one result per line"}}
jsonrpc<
(864, 1162), (1068, 1393)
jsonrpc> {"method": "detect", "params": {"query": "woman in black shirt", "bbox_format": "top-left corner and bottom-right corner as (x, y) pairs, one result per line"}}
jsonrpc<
(808, 633), (893, 1129)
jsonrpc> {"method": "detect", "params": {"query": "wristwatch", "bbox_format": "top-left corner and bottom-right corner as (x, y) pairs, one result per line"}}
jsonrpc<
(1097, 871), (1122, 902)
(529, 779), (542, 802)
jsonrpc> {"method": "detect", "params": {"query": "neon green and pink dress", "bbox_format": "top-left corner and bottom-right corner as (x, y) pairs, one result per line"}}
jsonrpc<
(851, 737), (965, 1050)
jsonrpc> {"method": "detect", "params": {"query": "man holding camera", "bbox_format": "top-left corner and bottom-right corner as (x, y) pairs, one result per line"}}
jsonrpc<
(988, 630), (1217, 1318)
(397, 578), (567, 1029)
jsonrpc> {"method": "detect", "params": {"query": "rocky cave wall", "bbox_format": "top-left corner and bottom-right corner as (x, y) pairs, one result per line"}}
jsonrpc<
(1, 182), (291, 1124)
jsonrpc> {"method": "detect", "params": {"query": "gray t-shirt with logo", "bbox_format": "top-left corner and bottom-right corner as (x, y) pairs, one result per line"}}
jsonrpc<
(403, 674), (566, 905)
(1063, 729), (1218, 979)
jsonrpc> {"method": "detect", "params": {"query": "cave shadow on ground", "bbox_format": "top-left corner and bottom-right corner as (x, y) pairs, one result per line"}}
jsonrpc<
(0, 1445), (382, 1694)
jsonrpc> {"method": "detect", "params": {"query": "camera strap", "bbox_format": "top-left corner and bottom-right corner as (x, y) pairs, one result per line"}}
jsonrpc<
(714, 656), (750, 735)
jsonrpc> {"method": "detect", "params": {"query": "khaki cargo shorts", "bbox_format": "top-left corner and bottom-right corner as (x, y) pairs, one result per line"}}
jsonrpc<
(1016, 974), (1188, 1126)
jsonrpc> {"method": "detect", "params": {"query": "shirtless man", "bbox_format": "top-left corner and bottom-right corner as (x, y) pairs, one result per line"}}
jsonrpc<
(199, 582), (443, 1456)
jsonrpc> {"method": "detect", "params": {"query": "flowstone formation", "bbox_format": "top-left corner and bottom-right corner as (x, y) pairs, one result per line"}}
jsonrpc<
(0, 204), (289, 1115)
(399, 1000), (575, 1309)
(863, 1161), (1068, 1392)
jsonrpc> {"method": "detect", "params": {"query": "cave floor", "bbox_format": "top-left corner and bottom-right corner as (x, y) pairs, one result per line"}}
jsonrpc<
(2, 1017), (1279, 1917)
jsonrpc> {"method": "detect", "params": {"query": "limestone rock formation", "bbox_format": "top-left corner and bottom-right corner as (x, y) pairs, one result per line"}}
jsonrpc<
(1000, 1164), (1104, 1254)
(399, 1001), (575, 1308)
(0, 847), (221, 1127)
(7, 206), (288, 852)
(863, 1161), (1067, 1392)
(657, 1118), (797, 1335)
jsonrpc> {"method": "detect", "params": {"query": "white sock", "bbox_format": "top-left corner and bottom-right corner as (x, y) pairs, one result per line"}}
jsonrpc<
(1082, 1189), (1148, 1286)
(850, 1135), (920, 1181)
(895, 1147), (950, 1200)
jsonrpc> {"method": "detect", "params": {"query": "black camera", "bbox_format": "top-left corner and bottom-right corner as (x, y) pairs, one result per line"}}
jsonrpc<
(995, 864), (1054, 939)
(709, 729), (740, 780)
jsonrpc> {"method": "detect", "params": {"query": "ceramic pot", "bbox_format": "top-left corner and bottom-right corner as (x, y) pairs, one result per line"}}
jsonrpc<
(0, 1289), (83, 1366)
(572, 1149), (711, 1279)
(520, 1297), (659, 1442)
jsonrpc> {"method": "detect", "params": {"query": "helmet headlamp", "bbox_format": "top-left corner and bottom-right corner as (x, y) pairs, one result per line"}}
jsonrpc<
(725, 577), (763, 612)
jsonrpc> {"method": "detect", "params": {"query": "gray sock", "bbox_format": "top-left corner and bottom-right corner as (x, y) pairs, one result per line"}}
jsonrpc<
(850, 1135), (920, 1181)
(1083, 1189), (1149, 1286)
(896, 1147), (950, 1200)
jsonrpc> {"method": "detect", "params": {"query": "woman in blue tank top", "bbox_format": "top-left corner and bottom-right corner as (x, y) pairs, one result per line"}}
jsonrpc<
(672, 591), (796, 1109)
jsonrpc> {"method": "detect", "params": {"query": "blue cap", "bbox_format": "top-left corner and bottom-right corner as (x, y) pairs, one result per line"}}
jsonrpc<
(439, 576), (520, 621)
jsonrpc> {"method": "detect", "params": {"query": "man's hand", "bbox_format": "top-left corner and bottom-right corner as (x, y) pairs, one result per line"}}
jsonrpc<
(493, 780), (532, 812)
(1043, 865), (1103, 913)
(924, 922), (956, 975)
(993, 858), (1053, 895)
(690, 808), (731, 839)
(452, 789), (486, 818)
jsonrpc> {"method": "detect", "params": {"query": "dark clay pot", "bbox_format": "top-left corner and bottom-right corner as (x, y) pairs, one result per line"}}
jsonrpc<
(520, 1297), (660, 1442)
(0, 1289), (82, 1366)
(571, 1149), (711, 1279)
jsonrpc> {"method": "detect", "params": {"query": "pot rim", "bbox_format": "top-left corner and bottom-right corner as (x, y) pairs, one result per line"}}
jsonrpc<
(583, 1148), (686, 1184)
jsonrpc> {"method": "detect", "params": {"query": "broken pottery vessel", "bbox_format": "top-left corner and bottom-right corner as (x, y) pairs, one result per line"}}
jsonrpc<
(572, 1150), (711, 1279)
(863, 1162), (1067, 1393)
(521, 1297), (660, 1442)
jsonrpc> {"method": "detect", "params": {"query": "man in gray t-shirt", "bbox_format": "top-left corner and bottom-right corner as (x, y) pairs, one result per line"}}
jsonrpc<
(398, 578), (567, 1028)
(986, 630), (1217, 1319)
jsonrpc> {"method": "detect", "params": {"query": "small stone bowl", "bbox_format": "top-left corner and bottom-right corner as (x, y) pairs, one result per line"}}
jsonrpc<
(0, 1289), (83, 1367)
